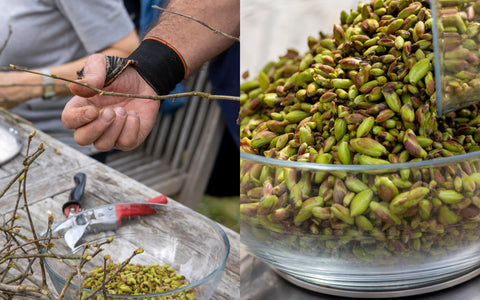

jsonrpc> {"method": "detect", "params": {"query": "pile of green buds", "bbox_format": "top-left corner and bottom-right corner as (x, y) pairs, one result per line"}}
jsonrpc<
(240, 0), (480, 264)
(81, 262), (195, 299)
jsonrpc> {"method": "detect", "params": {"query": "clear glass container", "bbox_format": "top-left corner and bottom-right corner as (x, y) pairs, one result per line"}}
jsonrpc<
(240, 0), (480, 296)
(241, 151), (480, 293)
(44, 203), (229, 300)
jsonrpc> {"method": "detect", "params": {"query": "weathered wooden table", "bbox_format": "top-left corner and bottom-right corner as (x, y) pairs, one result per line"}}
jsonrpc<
(0, 108), (239, 299)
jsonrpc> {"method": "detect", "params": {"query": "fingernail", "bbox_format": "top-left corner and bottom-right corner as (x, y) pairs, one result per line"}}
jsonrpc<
(115, 107), (127, 117)
(101, 108), (115, 123)
(128, 110), (138, 118)
(84, 108), (98, 121)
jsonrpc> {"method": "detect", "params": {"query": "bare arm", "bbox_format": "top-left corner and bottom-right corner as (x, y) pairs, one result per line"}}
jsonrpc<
(0, 30), (139, 108)
(63, 0), (240, 151)
(147, 0), (240, 77)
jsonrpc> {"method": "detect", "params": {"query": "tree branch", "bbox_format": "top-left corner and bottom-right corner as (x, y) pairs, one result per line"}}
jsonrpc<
(9, 65), (240, 102)
(0, 144), (44, 199)
(0, 24), (12, 55)
(81, 249), (142, 300)
(0, 282), (48, 297)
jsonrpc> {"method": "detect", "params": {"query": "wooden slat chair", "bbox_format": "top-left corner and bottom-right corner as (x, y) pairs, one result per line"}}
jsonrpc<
(105, 64), (225, 209)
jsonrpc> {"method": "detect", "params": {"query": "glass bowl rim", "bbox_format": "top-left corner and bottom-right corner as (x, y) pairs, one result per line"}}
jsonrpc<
(240, 150), (480, 171)
(42, 202), (230, 298)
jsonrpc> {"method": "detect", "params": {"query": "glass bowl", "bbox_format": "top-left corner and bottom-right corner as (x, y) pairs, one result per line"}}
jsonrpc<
(239, 0), (480, 296)
(43, 203), (229, 300)
(240, 151), (480, 296)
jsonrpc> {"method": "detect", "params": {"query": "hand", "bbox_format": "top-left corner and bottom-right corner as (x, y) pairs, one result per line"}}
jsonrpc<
(0, 71), (42, 109)
(61, 54), (160, 151)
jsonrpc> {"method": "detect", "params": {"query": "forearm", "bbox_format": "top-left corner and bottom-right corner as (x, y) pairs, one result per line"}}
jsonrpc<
(145, 0), (240, 77)
(62, 1), (238, 151)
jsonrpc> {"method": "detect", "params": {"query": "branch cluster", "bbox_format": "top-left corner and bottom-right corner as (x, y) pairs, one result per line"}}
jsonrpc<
(0, 132), (56, 299)
(0, 134), (146, 300)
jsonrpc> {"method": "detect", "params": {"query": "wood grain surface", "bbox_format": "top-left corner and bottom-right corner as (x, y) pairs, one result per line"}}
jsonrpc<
(0, 108), (239, 299)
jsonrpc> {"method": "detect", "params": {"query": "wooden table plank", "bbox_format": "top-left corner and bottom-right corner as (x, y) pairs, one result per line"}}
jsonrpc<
(0, 108), (239, 299)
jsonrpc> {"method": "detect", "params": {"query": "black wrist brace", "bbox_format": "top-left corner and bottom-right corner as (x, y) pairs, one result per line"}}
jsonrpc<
(128, 37), (186, 95)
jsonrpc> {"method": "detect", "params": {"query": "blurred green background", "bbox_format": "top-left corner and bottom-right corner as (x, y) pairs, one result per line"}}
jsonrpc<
(198, 195), (239, 233)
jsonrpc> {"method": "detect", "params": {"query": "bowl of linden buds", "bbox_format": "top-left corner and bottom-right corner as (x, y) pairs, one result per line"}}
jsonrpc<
(43, 202), (229, 300)
(240, 0), (480, 297)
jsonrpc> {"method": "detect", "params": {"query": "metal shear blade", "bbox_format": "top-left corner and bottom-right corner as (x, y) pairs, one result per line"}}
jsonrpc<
(64, 221), (90, 252)
(55, 206), (119, 251)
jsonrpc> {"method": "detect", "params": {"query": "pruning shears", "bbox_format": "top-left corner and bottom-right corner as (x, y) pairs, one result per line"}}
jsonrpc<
(54, 173), (168, 251)
(63, 172), (86, 218)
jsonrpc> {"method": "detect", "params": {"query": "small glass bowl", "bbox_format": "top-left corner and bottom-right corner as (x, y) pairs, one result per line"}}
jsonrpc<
(241, 151), (480, 296)
(44, 203), (229, 299)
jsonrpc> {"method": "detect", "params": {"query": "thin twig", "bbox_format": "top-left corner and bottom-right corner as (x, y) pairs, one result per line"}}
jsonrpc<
(152, 5), (240, 42)
(14, 136), (49, 289)
(102, 257), (108, 299)
(57, 271), (75, 300)
(0, 83), (59, 88)
(0, 146), (44, 199)
(0, 24), (12, 55)
(20, 163), (48, 290)
(81, 250), (141, 300)
(0, 237), (63, 264)
(2, 253), (78, 260)
(0, 282), (48, 297)
(0, 242), (13, 257)
(21, 168), (37, 243)
(9, 65), (240, 102)
(4, 274), (27, 285)
(11, 263), (57, 300)
(0, 226), (33, 242)
(0, 224), (30, 283)
(58, 240), (113, 300)
(16, 257), (35, 286)
(10, 177), (23, 229)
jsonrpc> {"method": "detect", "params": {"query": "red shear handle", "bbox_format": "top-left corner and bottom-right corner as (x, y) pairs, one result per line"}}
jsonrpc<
(115, 195), (168, 226)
